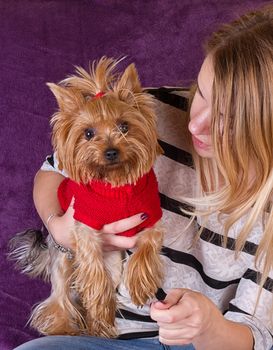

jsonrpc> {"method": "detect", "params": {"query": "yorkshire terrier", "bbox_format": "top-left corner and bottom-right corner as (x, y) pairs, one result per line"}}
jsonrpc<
(9, 57), (164, 338)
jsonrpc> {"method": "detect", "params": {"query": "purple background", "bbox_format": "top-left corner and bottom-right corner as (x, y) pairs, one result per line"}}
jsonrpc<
(0, 0), (270, 348)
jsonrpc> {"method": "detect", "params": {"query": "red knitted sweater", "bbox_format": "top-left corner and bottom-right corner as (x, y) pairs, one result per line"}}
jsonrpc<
(58, 169), (162, 237)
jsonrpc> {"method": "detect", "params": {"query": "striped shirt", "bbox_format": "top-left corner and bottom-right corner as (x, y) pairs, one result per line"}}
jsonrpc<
(41, 87), (273, 349)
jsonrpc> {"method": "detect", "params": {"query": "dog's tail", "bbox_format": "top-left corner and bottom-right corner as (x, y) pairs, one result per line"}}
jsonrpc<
(8, 229), (51, 281)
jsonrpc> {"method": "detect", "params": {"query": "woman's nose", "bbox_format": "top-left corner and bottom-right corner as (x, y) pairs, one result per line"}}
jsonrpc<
(188, 111), (211, 135)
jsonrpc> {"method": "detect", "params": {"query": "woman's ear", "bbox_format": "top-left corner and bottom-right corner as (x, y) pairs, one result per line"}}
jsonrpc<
(115, 63), (142, 104)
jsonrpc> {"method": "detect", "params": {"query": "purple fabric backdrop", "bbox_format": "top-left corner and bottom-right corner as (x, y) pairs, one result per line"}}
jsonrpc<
(0, 1), (270, 348)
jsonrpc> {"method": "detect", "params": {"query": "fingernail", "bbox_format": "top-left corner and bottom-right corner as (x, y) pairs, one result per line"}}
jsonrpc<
(141, 213), (149, 221)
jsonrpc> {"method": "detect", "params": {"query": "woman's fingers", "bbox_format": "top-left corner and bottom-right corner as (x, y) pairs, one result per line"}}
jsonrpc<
(102, 234), (138, 250)
(102, 213), (147, 234)
(100, 213), (148, 251)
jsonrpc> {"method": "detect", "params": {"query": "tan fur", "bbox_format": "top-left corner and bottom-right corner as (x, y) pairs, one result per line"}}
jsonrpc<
(125, 225), (164, 306)
(29, 57), (164, 337)
(72, 223), (117, 337)
(31, 253), (86, 335)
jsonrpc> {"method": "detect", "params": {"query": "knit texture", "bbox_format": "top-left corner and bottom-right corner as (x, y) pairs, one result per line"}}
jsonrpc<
(58, 169), (162, 237)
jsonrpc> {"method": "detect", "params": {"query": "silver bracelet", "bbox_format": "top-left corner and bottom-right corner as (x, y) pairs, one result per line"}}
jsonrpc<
(46, 213), (74, 260)
(48, 233), (74, 260)
(46, 213), (58, 229)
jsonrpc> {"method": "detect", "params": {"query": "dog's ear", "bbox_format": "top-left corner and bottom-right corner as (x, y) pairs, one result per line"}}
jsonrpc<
(47, 83), (84, 112)
(115, 63), (142, 104)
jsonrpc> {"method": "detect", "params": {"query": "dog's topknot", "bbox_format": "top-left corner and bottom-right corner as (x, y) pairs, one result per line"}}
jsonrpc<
(61, 56), (124, 97)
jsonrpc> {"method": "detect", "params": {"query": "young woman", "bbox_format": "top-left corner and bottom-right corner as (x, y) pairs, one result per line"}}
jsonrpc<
(15, 4), (273, 350)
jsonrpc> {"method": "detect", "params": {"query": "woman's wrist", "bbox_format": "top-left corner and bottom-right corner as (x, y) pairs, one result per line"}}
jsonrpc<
(47, 230), (74, 260)
(46, 213), (61, 231)
(45, 212), (64, 241)
(194, 317), (254, 350)
(45, 212), (74, 260)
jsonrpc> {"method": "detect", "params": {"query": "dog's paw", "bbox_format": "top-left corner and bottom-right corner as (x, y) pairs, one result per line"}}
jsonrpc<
(31, 298), (86, 335)
(125, 246), (164, 306)
(83, 280), (117, 337)
(86, 316), (117, 338)
(124, 227), (164, 306)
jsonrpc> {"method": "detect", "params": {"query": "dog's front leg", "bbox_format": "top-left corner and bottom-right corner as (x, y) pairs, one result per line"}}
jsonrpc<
(72, 222), (117, 338)
(125, 225), (164, 306)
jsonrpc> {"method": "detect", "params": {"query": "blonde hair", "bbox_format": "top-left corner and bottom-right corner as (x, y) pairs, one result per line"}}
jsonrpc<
(190, 5), (273, 306)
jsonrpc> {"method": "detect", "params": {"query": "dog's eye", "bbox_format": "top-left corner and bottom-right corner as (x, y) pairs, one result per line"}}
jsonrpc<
(84, 128), (95, 140)
(118, 122), (129, 134)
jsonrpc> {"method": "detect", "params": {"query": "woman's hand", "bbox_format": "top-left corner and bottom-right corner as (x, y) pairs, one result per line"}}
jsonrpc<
(47, 198), (75, 249)
(101, 214), (146, 251)
(48, 198), (146, 251)
(150, 288), (224, 346)
(151, 288), (254, 349)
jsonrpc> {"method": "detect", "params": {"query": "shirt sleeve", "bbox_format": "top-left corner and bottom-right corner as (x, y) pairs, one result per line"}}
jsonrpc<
(40, 152), (68, 177)
(224, 262), (273, 349)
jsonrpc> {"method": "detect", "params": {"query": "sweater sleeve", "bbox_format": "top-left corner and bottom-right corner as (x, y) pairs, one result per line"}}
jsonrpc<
(224, 261), (273, 349)
(40, 152), (68, 177)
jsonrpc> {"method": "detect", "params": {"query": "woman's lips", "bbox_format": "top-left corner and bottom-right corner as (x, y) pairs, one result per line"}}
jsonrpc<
(192, 135), (210, 150)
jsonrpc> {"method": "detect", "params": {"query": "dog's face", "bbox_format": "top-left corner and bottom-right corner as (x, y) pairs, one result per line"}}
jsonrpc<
(48, 57), (162, 186)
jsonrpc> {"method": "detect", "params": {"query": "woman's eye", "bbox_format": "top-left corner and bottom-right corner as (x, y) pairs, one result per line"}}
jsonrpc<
(118, 122), (129, 134)
(84, 128), (95, 140)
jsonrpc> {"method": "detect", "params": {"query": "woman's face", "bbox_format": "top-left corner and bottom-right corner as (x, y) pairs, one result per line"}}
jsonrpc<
(189, 56), (214, 158)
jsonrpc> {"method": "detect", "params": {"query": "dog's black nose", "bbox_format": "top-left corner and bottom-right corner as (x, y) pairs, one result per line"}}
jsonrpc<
(105, 148), (119, 161)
